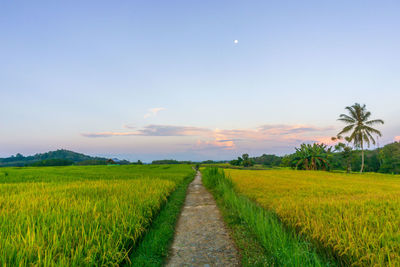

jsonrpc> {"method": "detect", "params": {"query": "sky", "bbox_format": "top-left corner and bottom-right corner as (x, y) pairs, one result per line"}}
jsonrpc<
(1, 0), (399, 162)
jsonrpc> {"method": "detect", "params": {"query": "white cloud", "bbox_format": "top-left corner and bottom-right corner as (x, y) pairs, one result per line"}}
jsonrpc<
(123, 123), (136, 129)
(144, 107), (166, 118)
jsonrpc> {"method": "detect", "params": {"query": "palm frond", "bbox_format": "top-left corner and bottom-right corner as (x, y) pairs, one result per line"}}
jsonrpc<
(365, 130), (376, 146)
(365, 119), (384, 126)
(338, 114), (356, 124)
(338, 124), (355, 136)
(362, 132), (371, 147)
(363, 125), (382, 137)
(345, 106), (357, 120)
(363, 111), (371, 121)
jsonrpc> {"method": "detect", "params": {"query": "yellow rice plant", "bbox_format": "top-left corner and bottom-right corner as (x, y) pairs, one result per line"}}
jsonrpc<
(225, 169), (400, 266)
(0, 179), (175, 266)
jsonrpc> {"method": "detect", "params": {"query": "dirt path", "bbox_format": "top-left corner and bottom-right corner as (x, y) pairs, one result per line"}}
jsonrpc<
(166, 171), (240, 267)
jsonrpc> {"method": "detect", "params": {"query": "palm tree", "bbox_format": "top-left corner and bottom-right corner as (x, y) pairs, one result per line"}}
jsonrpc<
(293, 144), (310, 170)
(337, 103), (384, 173)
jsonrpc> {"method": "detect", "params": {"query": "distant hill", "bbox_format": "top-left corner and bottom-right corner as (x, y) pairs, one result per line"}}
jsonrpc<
(0, 149), (109, 167)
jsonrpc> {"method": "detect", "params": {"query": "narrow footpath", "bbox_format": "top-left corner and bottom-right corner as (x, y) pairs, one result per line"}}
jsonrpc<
(166, 171), (240, 267)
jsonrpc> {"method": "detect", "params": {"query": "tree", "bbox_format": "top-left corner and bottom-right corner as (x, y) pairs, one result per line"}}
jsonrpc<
(332, 136), (353, 173)
(281, 154), (295, 168)
(230, 156), (243, 166)
(229, 154), (253, 167)
(241, 154), (254, 167)
(379, 142), (400, 174)
(252, 154), (282, 167)
(292, 143), (330, 170)
(293, 144), (310, 170)
(337, 103), (384, 173)
(106, 159), (116, 165)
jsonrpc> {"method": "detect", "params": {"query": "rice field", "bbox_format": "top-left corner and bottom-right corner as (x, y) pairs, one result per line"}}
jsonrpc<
(0, 165), (194, 266)
(225, 169), (400, 266)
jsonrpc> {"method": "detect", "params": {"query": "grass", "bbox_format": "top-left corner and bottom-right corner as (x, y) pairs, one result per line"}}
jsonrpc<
(202, 167), (332, 266)
(0, 165), (194, 266)
(203, 171), (274, 266)
(225, 169), (400, 266)
(128, 171), (195, 266)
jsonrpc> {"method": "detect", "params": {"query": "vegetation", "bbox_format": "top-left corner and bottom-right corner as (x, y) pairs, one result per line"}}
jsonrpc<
(379, 142), (400, 173)
(251, 154), (282, 167)
(292, 143), (330, 170)
(151, 159), (180, 164)
(337, 103), (384, 173)
(202, 168), (331, 266)
(230, 154), (254, 167)
(151, 159), (228, 165)
(278, 141), (400, 174)
(0, 165), (194, 266)
(226, 169), (400, 266)
(331, 136), (353, 173)
(28, 158), (74, 167)
(201, 160), (228, 164)
(228, 104), (392, 173)
(75, 159), (109, 166)
(0, 149), (111, 167)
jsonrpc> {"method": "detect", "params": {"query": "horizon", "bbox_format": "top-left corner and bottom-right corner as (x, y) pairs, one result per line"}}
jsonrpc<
(1, 1), (399, 161)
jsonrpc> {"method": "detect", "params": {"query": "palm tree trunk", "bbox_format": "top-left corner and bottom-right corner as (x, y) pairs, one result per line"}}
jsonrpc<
(360, 143), (364, 173)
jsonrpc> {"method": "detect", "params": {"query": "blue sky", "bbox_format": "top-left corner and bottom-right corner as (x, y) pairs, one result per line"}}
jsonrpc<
(1, 1), (399, 161)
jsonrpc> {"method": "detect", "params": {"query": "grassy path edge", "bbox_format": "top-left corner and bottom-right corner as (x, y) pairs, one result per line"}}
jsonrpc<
(127, 170), (195, 266)
(202, 167), (335, 267)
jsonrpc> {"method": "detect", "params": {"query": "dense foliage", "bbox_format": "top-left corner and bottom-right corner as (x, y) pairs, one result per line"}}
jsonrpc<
(279, 142), (400, 174)
(292, 143), (330, 170)
(151, 159), (181, 164)
(230, 154), (254, 167)
(75, 159), (109, 166)
(378, 142), (400, 173)
(251, 154), (282, 167)
(0, 149), (109, 167)
(29, 158), (74, 167)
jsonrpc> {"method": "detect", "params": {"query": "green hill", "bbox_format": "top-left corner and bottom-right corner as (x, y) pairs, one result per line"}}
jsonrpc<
(0, 149), (109, 167)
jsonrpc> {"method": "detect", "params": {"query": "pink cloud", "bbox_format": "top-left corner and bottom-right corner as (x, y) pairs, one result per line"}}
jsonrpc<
(195, 129), (236, 150)
(395, 136), (400, 142)
(82, 125), (211, 138)
(82, 123), (336, 151)
(213, 124), (334, 144)
(314, 136), (338, 145)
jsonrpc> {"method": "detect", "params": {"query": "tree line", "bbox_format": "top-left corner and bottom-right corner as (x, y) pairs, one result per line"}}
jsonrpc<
(231, 103), (400, 174)
(230, 141), (400, 174)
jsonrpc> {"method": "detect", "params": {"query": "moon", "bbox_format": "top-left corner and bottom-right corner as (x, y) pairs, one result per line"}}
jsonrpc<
(234, 40), (239, 44)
